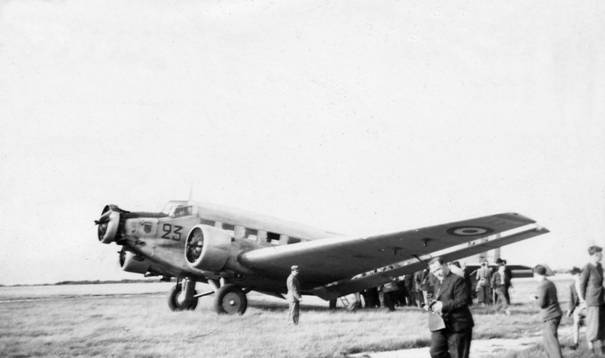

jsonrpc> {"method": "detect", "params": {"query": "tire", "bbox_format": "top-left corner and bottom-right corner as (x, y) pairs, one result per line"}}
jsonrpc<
(187, 291), (199, 311)
(214, 284), (247, 315)
(168, 284), (192, 311)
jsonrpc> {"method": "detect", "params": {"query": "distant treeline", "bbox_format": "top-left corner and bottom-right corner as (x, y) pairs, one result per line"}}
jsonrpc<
(54, 279), (163, 285)
(3, 278), (171, 287)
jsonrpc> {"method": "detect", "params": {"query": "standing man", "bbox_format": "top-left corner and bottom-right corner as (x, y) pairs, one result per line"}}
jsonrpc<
(498, 259), (513, 305)
(567, 267), (586, 350)
(533, 265), (562, 358)
(421, 268), (435, 304)
(404, 274), (416, 306)
(414, 270), (426, 307)
(427, 257), (474, 358)
(286, 265), (302, 325)
(579, 245), (605, 354)
(475, 260), (492, 306)
(491, 263), (511, 315)
(361, 286), (380, 308)
(382, 278), (399, 311)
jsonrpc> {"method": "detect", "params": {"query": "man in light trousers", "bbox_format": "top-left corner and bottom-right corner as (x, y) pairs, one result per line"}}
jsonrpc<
(287, 265), (302, 325)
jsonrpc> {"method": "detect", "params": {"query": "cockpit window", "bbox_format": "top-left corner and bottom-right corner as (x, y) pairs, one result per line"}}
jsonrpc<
(173, 206), (192, 217)
(161, 202), (193, 217)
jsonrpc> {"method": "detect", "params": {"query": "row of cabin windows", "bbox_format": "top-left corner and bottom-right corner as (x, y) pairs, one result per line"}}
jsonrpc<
(199, 218), (301, 245)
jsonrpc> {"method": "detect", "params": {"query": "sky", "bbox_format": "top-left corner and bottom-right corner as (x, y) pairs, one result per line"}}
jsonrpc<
(0, 0), (604, 285)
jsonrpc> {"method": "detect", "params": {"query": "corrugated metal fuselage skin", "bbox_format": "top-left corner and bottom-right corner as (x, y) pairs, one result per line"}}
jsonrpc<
(118, 201), (336, 293)
(120, 213), (208, 279)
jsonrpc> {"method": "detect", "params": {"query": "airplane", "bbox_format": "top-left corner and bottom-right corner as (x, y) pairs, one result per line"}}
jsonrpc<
(95, 200), (549, 315)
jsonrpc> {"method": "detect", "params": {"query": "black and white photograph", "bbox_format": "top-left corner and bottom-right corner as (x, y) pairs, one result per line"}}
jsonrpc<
(1, 0), (604, 357)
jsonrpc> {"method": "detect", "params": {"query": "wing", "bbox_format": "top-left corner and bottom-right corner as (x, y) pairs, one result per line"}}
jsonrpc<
(240, 212), (547, 294)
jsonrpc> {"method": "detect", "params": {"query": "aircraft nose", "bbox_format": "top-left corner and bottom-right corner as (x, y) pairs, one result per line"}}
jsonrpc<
(95, 205), (121, 244)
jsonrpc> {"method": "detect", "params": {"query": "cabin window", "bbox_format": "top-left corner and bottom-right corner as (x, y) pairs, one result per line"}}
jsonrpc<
(267, 232), (280, 242)
(173, 205), (192, 217)
(201, 219), (215, 226)
(222, 223), (235, 231)
(288, 237), (301, 244)
(245, 228), (258, 241)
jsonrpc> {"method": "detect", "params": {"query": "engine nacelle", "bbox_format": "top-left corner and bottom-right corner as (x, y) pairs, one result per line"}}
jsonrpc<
(185, 225), (233, 272)
(119, 250), (152, 274)
(96, 205), (122, 244)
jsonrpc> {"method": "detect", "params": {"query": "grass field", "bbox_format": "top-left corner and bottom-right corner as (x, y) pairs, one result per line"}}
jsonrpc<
(0, 278), (589, 357)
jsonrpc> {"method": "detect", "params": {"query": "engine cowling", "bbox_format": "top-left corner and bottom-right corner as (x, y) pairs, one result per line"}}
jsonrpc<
(119, 249), (152, 274)
(96, 205), (122, 244)
(185, 225), (233, 272)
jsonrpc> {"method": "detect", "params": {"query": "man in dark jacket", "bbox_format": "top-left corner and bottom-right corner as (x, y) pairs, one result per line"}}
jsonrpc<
(404, 274), (416, 306)
(534, 265), (562, 358)
(361, 286), (380, 308)
(382, 278), (399, 311)
(496, 258), (513, 304)
(579, 245), (605, 354)
(427, 257), (474, 358)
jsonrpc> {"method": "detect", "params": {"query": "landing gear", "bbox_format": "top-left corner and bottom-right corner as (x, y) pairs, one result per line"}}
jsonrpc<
(168, 278), (198, 311)
(167, 278), (247, 315)
(187, 292), (199, 311)
(214, 284), (247, 315)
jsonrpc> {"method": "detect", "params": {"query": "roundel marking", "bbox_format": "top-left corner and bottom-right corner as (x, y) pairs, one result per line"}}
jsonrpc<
(447, 226), (493, 237)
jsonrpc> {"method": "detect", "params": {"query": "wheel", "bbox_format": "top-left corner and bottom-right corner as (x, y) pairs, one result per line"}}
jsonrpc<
(187, 291), (199, 311)
(329, 299), (337, 310)
(168, 284), (192, 311)
(214, 284), (247, 315)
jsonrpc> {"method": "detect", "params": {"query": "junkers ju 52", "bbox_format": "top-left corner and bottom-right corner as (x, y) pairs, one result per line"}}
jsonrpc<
(95, 200), (548, 315)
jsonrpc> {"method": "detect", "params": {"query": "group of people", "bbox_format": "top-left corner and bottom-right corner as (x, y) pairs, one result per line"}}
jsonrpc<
(423, 257), (559, 358)
(473, 258), (513, 311)
(364, 270), (429, 311)
(524, 245), (605, 358)
(361, 266), (467, 311)
(284, 244), (605, 358)
(368, 258), (515, 313)
(423, 246), (605, 358)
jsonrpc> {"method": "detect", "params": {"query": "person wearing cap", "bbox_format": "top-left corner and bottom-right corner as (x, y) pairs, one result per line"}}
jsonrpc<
(579, 245), (605, 354)
(567, 266), (586, 349)
(533, 264), (562, 358)
(501, 259), (513, 305)
(427, 256), (474, 358)
(491, 262), (511, 316)
(475, 260), (492, 306)
(286, 265), (302, 325)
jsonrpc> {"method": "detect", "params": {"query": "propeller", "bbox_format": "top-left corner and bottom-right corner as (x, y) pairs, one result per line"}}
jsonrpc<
(95, 205), (121, 243)
(185, 228), (205, 263)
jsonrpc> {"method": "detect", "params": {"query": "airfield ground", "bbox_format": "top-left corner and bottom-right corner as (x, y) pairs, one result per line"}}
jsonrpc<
(0, 277), (593, 357)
